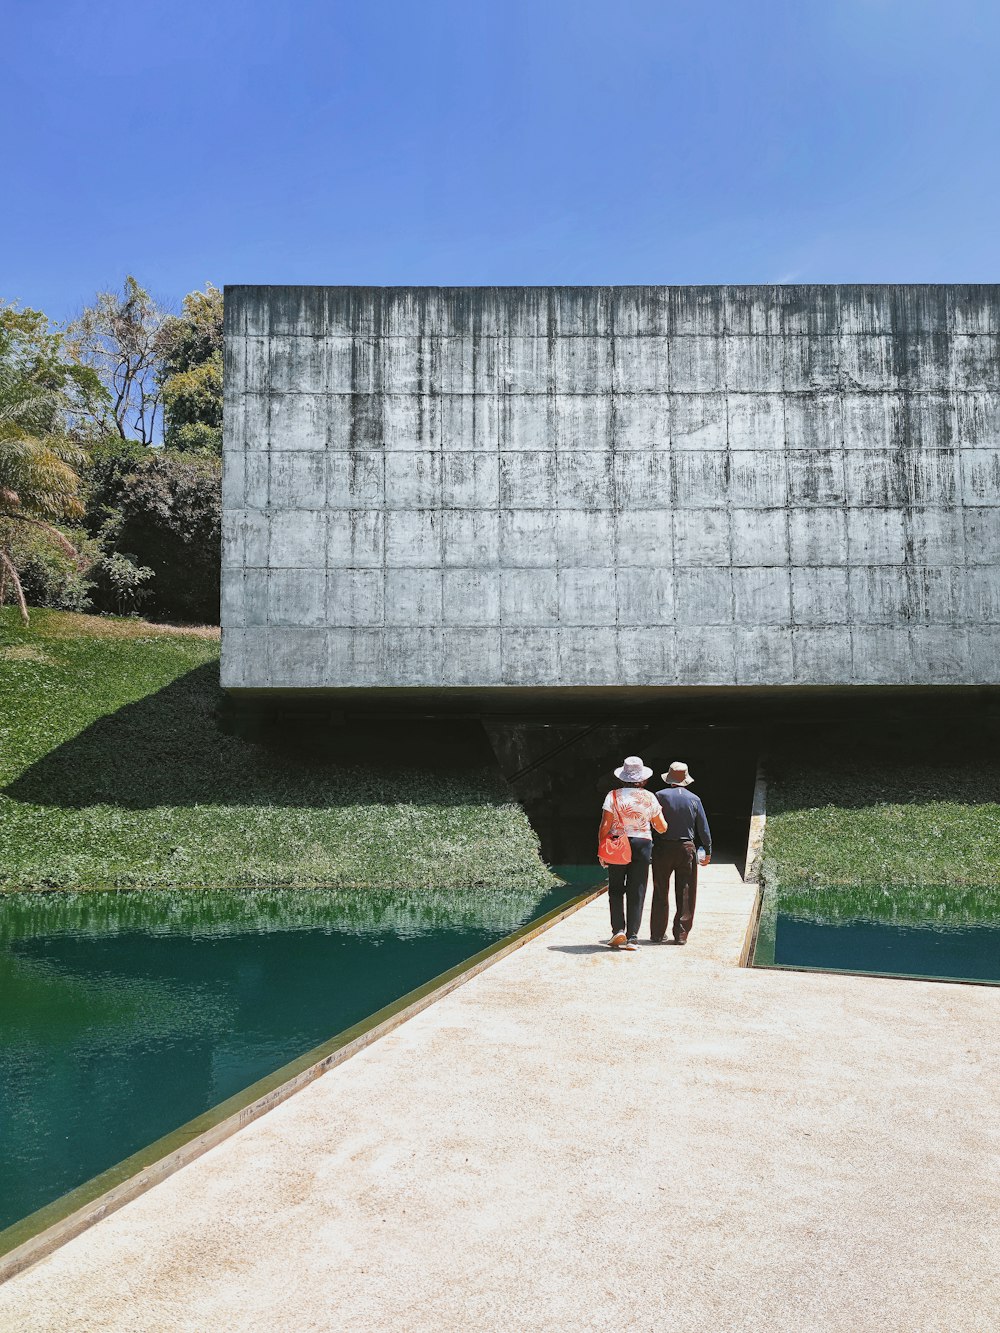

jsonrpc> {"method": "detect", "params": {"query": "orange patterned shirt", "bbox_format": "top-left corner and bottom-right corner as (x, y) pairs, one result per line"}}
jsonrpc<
(601, 788), (664, 841)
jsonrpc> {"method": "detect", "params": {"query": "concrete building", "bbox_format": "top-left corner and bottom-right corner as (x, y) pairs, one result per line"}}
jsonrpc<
(221, 284), (999, 701)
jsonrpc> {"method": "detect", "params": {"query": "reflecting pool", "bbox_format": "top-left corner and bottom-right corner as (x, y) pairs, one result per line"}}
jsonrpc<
(753, 884), (1000, 986)
(0, 881), (585, 1236)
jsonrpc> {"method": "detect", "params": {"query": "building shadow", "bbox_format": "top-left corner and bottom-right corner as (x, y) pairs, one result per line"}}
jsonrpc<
(6, 664), (504, 812)
(764, 702), (1000, 813)
(488, 717), (759, 870)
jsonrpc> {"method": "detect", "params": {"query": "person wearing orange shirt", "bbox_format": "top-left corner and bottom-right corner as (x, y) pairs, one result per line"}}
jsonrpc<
(598, 756), (667, 951)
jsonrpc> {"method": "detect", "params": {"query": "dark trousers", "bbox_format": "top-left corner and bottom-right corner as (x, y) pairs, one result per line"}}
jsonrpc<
(651, 840), (698, 942)
(607, 837), (652, 939)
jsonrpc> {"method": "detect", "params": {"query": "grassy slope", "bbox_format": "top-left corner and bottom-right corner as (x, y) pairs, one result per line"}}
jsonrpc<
(0, 609), (554, 892)
(763, 749), (1000, 924)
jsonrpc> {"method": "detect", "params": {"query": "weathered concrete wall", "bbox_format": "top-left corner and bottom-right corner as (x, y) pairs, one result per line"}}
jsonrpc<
(221, 285), (1000, 693)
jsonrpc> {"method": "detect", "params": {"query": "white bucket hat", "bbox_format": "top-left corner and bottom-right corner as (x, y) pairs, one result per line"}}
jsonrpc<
(614, 755), (653, 783)
(662, 761), (694, 787)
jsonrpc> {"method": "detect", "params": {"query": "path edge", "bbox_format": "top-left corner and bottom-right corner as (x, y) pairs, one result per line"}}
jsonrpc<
(744, 761), (767, 883)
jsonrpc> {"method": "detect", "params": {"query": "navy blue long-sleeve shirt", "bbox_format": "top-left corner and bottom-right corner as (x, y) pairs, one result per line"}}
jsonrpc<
(653, 786), (712, 853)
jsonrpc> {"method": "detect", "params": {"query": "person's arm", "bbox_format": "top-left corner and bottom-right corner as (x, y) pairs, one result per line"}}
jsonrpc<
(696, 797), (712, 863)
(650, 793), (667, 836)
(597, 797), (614, 866)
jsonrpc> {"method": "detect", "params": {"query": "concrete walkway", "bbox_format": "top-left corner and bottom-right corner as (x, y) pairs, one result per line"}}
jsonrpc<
(2, 866), (999, 1332)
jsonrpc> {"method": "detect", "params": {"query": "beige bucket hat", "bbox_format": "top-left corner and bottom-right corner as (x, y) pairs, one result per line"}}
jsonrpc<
(662, 761), (694, 786)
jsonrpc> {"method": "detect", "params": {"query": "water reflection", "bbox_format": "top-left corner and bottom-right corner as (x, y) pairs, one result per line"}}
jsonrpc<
(758, 881), (1000, 930)
(768, 914), (1000, 984)
(754, 882), (1000, 985)
(0, 883), (582, 1233)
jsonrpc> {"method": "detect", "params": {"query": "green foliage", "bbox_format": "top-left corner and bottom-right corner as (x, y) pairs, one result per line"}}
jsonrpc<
(0, 305), (95, 523)
(0, 303), (104, 622)
(79, 435), (149, 547)
(762, 748), (1000, 927)
(161, 359), (222, 454)
(0, 289), (225, 624)
(0, 304), (106, 441)
(4, 524), (97, 611)
(0, 288), (225, 623)
(0, 609), (555, 893)
(160, 285), (223, 455)
(79, 442), (221, 623)
(99, 551), (154, 615)
(161, 284), (223, 376)
(108, 451), (220, 622)
(0, 433), (86, 528)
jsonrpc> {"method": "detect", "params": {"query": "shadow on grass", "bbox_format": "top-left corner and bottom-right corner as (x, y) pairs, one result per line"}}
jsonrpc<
(5, 663), (505, 812)
(768, 764), (1000, 813)
(766, 714), (1000, 814)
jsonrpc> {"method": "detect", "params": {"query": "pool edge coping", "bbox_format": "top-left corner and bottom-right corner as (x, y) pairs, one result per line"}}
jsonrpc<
(738, 884), (763, 967)
(743, 762), (767, 884)
(0, 884), (603, 1286)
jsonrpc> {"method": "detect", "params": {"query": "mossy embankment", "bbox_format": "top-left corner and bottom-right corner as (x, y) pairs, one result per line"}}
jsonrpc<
(0, 609), (555, 893)
(762, 738), (1000, 925)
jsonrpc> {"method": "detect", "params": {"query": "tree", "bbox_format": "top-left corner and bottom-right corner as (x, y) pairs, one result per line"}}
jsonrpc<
(160, 283), (224, 454)
(0, 304), (104, 623)
(110, 451), (221, 622)
(69, 275), (170, 445)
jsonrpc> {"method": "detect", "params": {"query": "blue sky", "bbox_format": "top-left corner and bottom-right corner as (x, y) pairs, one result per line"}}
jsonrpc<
(4, 0), (999, 320)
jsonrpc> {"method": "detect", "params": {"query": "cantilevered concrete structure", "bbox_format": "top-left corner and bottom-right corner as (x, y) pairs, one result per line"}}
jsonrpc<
(221, 285), (999, 698)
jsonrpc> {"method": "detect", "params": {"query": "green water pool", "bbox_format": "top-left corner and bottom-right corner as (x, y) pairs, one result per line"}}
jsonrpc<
(754, 891), (1000, 985)
(0, 881), (586, 1240)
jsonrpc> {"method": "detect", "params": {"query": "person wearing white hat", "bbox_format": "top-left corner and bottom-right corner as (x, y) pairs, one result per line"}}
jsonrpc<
(598, 756), (667, 950)
(650, 761), (712, 945)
